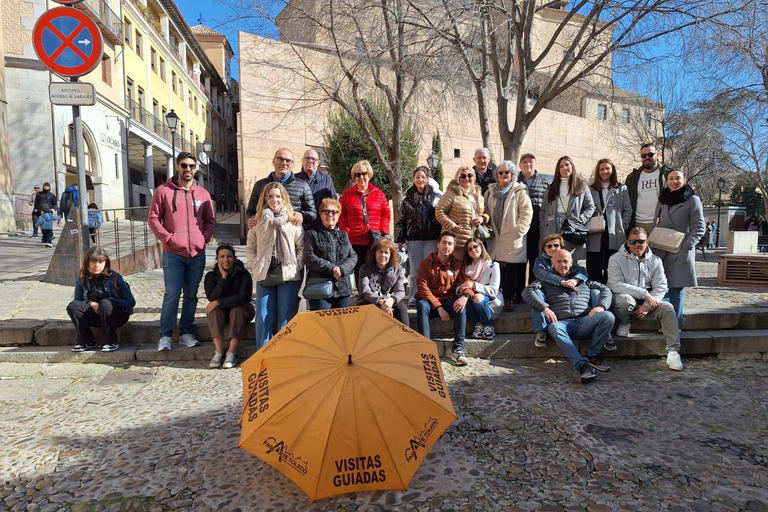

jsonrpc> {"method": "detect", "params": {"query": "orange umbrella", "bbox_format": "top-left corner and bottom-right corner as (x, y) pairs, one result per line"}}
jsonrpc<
(240, 304), (457, 500)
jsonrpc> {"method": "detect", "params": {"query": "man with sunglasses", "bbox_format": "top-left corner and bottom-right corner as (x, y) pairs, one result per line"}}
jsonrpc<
(607, 227), (683, 370)
(625, 143), (669, 232)
(149, 152), (216, 352)
(245, 148), (316, 228)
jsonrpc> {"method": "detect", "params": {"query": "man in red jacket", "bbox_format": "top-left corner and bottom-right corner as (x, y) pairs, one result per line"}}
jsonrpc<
(149, 152), (216, 352)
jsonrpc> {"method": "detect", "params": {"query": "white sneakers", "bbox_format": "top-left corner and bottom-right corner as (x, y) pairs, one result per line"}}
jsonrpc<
(157, 336), (172, 352)
(666, 351), (684, 371)
(179, 333), (201, 347)
(616, 323), (631, 337)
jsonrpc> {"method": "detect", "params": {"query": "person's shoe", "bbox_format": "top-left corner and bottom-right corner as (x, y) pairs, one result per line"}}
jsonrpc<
(666, 351), (684, 371)
(604, 337), (617, 351)
(179, 333), (200, 347)
(408, 300), (417, 308)
(588, 355), (611, 372)
(578, 363), (598, 384)
(222, 352), (238, 369)
(72, 344), (97, 352)
(534, 331), (548, 348)
(482, 325), (496, 339)
(503, 300), (513, 312)
(472, 323), (485, 339)
(31, 233), (38, 238)
(157, 336), (172, 352)
(209, 352), (224, 368)
(616, 323), (631, 337)
(101, 343), (119, 352)
(452, 349), (469, 367)
(45, 243), (52, 248)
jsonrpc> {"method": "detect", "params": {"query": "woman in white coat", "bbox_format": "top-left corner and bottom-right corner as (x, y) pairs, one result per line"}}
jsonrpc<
(460, 238), (503, 339)
(484, 160), (532, 310)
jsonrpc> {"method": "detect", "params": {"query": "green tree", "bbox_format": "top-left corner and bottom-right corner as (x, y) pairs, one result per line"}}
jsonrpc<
(431, 131), (444, 189)
(324, 98), (421, 203)
(730, 184), (766, 217)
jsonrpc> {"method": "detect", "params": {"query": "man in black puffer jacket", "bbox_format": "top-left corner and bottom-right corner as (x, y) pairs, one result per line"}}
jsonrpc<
(517, 153), (550, 286)
(522, 249), (614, 384)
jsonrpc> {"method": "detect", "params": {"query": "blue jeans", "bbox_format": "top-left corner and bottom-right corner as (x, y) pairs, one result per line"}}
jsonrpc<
(466, 295), (492, 325)
(664, 287), (684, 329)
(160, 252), (206, 338)
(406, 240), (437, 302)
(308, 295), (351, 311)
(547, 311), (615, 370)
(255, 280), (300, 349)
(530, 288), (602, 333)
(416, 298), (466, 352)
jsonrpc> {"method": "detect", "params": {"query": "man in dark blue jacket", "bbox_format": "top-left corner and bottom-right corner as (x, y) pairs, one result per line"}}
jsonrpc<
(296, 149), (337, 221)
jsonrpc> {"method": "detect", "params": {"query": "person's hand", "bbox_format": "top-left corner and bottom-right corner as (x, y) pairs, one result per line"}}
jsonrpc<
(454, 295), (468, 313)
(543, 307), (558, 324)
(437, 306), (450, 321)
(645, 294), (659, 309)
(379, 298), (394, 315)
(89, 301), (100, 313)
(561, 279), (579, 290)
(459, 281), (475, 293)
(333, 266), (342, 280)
(247, 216), (258, 229)
(588, 305), (605, 317)
(471, 217), (482, 227)
(219, 268), (229, 280)
(206, 300), (219, 314)
(292, 211), (304, 226)
(632, 304), (650, 318)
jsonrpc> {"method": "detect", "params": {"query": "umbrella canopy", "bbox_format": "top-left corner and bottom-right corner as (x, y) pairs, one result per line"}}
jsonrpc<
(240, 305), (457, 500)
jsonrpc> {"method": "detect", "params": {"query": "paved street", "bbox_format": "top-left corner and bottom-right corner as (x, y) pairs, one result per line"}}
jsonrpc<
(1, 358), (766, 512)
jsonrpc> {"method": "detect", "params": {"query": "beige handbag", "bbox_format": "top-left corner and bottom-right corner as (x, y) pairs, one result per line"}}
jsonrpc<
(648, 208), (686, 254)
(587, 215), (605, 233)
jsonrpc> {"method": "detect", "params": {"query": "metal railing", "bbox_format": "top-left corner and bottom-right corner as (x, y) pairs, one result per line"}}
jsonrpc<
(90, 206), (159, 260)
(126, 98), (192, 150)
(80, 0), (122, 42)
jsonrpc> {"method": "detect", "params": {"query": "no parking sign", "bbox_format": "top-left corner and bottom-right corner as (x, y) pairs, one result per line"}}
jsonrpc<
(32, 7), (103, 78)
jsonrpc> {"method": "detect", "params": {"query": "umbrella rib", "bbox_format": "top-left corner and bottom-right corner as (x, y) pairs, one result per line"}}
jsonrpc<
(313, 369), (350, 499)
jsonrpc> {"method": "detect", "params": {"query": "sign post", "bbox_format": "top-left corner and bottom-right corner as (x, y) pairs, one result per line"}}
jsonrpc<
(33, 7), (104, 256)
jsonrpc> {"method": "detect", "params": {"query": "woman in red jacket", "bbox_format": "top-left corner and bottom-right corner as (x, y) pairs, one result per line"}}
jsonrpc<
(338, 160), (391, 290)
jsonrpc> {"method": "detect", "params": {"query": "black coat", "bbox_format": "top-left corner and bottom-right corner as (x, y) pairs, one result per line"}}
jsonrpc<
(517, 171), (550, 227)
(203, 259), (253, 309)
(33, 190), (57, 213)
(396, 185), (442, 242)
(303, 225), (357, 297)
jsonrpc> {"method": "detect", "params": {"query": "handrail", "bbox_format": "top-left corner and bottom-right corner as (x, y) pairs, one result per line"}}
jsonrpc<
(90, 206), (159, 260)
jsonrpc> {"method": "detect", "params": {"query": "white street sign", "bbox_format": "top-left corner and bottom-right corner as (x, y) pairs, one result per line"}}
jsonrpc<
(49, 82), (96, 106)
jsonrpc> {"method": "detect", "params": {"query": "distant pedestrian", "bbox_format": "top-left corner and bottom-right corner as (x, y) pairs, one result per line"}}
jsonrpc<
(148, 152), (216, 352)
(219, 193), (227, 213)
(59, 183), (79, 221)
(66, 246), (135, 352)
(35, 208), (60, 248)
(87, 203), (102, 243)
(32, 182), (57, 242)
(709, 220), (717, 248)
(30, 185), (41, 237)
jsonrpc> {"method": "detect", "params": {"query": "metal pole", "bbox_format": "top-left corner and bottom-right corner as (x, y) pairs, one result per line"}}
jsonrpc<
(717, 190), (722, 248)
(168, 132), (175, 180)
(72, 77), (91, 257)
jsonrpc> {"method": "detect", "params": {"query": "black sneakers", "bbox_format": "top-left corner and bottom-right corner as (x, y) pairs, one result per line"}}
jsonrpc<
(578, 363), (599, 384)
(604, 337), (617, 351)
(72, 344), (97, 352)
(588, 355), (611, 372)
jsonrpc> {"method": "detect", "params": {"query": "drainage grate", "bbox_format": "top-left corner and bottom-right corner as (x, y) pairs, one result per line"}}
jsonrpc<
(99, 369), (155, 386)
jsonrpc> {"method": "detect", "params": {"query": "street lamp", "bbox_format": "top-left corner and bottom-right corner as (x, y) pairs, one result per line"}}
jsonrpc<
(202, 139), (212, 154)
(165, 109), (179, 179)
(716, 177), (726, 247)
(427, 151), (440, 171)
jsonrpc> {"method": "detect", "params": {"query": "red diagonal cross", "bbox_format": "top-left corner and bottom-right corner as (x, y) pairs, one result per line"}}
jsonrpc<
(45, 19), (89, 63)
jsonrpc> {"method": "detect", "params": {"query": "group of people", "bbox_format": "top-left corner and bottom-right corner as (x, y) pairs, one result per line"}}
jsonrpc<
(63, 142), (706, 381)
(30, 182), (103, 246)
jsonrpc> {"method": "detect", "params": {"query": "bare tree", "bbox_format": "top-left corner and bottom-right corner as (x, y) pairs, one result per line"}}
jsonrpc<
(409, 0), (745, 162)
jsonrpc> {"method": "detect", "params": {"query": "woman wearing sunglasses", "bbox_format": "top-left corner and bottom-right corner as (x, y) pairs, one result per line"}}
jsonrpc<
(586, 158), (632, 284)
(460, 238), (502, 339)
(435, 166), (489, 260)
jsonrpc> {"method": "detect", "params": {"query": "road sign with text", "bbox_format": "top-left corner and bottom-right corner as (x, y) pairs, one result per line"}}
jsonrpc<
(33, 7), (103, 78)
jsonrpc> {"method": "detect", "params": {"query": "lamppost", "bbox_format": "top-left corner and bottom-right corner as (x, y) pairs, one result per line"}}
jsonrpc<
(427, 151), (440, 173)
(165, 109), (179, 179)
(716, 177), (726, 247)
(199, 139), (212, 195)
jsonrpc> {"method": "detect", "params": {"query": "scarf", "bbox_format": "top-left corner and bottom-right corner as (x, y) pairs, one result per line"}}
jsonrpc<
(659, 184), (695, 206)
(491, 183), (513, 229)
(465, 257), (489, 282)
(262, 207), (296, 265)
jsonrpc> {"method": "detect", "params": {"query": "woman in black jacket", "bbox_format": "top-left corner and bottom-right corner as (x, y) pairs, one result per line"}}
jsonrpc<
(303, 198), (357, 310)
(204, 244), (254, 369)
(396, 166), (442, 305)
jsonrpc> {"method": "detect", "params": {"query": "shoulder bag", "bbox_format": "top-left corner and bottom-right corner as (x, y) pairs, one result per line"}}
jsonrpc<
(558, 196), (587, 245)
(258, 254), (284, 287)
(648, 208), (686, 253)
(303, 277), (334, 300)
(471, 201), (494, 241)
(587, 190), (607, 233)
(357, 194), (382, 244)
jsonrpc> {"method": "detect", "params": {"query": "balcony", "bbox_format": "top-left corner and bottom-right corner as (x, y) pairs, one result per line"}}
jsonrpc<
(76, 0), (122, 45)
(126, 98), (192, 151)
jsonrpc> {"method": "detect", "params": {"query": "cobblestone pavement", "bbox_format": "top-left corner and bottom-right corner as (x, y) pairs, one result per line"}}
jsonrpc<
(1, 358), (766, 512)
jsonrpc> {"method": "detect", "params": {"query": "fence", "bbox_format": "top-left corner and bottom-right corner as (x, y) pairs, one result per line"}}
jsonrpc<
(90, 206), (160, 261)
(14, 194), (33, 226)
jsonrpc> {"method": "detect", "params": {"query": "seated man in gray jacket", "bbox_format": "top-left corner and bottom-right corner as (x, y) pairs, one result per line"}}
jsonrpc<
(522, 249), (615, 384)
(607, 227), (683, 371)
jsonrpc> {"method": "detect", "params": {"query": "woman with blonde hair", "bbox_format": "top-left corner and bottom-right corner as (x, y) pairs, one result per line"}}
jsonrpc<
(357, 237), (409, 325)
(435, 165), (489, 260)
(338, 160), (391, 289)
(246, 182), (304, 349)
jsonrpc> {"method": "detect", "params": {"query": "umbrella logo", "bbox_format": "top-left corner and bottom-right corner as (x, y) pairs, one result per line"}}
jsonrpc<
(264, 437), (309, 475)
(332, 455), (387, 487)
(245, 367), (270, 422)
(404, 417), (440, 462)
(262, 321), (297, 353)
(421, 353), (447, 398)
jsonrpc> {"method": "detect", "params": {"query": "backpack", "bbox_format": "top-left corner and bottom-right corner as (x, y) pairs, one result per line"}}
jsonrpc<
(60, 190), (74, 212)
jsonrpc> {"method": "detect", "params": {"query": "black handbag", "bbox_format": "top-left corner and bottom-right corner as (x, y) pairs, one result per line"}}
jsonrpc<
(560, 218), (588, 245)
(258, 256), (283, 287)
(303, 277), (334, 300)
(357, 194), (383, 245)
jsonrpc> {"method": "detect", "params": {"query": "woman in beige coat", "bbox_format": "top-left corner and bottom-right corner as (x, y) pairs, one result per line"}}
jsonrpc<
(245, 183), (304, 349)
(435, 166), (490, 260)
(484, 161), (533, 310)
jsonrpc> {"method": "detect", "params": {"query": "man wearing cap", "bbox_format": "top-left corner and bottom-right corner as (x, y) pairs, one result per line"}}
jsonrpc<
(517, 153), (550, 288)
(32, 183), (57, 242)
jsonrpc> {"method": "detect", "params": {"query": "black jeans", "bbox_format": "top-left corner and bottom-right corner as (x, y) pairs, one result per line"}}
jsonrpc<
(500, 262), (527, 303)
(32, 213), (40, 235)
(526, 227), (541, 285)
(66, 299), (130, 346)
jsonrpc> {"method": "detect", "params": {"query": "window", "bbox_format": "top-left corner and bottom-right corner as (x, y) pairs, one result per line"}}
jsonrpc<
(178, 78), (183, 96)
(151, 47), (157, 73)
(124, 18), (132, 47)
(193, 96), (198, 115)
(597, 104), (607, 120)
(621, 108), (630, 123)
(101, 55), (111, 86)
(454, 148), (460, 158)
(644, 111), (652, 128)
(126, 78), (134, 105)
(135, 30), (143, 59)
(153, 100), (159, 120)
(137, 87), (145, 112)
(180, 122), (185, 142)
(188, 91), (193, 109)
(172, 71), (177, 93)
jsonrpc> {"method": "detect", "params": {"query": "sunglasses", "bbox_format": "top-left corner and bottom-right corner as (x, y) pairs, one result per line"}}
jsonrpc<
(628, 239), (647, 245)
(459, 174), (474, 179)
(354, 172), (368, 178)
(545, 243), (561, 249)
(497, 170), (512, 176)
(179, 163), (196, 170)
(640, 152), (656, 159)
(322, 209), (339, 215)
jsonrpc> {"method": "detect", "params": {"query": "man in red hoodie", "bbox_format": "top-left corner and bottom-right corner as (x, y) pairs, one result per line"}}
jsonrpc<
(149, 152), (216, 351)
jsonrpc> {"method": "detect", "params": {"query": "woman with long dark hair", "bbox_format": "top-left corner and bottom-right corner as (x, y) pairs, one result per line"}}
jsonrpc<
(357, 238), (409, 325)
(460, 238), (502, 339)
